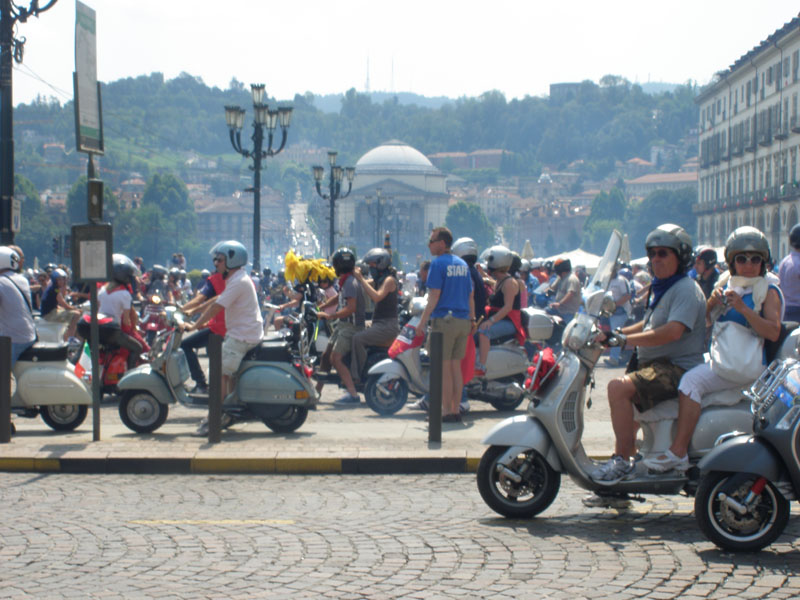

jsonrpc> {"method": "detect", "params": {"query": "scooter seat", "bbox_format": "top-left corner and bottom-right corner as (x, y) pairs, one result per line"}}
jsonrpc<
(244, 341), (292, 362)
(490, 333), (517, 345)
(18, 343), (69, 362)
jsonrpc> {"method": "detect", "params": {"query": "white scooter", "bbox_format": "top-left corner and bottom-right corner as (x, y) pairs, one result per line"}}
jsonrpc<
(364, 297), (562, 415)
(12, 342), (92, 431)
(476, 230), (796, 518)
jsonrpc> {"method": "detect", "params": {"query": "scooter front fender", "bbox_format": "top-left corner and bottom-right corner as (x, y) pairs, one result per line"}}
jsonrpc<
(367, 358), (408, 381)
(117, 365), (173, 404)
(482, 414), (562, 472)
(698, 435), (784, 481)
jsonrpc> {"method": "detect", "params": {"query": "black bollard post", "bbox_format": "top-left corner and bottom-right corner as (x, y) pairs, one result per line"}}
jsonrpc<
(428, 330), (443, 444)
(0, 336), (10, 443)
(207, 333), (223, 444)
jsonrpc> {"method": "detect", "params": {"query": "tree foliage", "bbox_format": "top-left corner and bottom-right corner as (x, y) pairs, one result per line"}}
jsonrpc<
(445, 202), (495, 251)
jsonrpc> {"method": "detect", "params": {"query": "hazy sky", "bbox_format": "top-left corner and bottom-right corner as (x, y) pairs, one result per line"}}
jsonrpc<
(10, 0), (800, 106)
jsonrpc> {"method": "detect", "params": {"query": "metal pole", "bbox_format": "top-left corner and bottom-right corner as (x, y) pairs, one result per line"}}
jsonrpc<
(207, 332), (222, 444)
(428, 330), (442, 443)
(0, 0), (14, 245)
(0, 335), (10, 443)
(252, 125), (263, 273)
(89, 283), (101, 441)
(328, 190), (335, 257)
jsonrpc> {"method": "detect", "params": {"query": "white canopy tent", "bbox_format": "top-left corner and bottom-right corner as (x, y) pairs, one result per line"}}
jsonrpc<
(545, 248), (603, 273)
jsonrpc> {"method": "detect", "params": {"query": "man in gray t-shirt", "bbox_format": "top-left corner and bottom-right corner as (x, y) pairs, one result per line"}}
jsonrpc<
(590, 224), (706, 485)
(0, 247), (36, 365)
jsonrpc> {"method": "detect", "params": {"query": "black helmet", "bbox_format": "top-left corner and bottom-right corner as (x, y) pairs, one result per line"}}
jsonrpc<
(553, 258), (572, 275)
(151, 264), (167, 279)
(362, 247), (391, 271)
(168, 267), (180, 280)
(112, 253), (138, 286)
(645, 223), (694, 271)
(791, 224), (800, 250)
(694, 245), (717, 268)
(331, 247), (356, 276)
(510, 252), (522, 275)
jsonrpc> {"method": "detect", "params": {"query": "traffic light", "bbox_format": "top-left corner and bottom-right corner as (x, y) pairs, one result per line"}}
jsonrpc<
(51, 237), (60, 256)
(63, 235), (71, 258)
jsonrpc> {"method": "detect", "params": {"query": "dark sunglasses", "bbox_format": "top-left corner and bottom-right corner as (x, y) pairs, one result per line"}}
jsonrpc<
(734, 254), (763, 265)
(213, 257), (225, 263)
(428, 238), (441, 244)
(647, 248), (672, 259)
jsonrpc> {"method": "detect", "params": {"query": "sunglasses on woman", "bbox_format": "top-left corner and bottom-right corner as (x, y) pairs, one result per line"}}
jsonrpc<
(647, 248), (672, 259)
(734, 254), (763, 265)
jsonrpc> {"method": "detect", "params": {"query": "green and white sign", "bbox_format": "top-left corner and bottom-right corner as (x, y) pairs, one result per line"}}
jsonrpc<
(74, 1), (103, 153)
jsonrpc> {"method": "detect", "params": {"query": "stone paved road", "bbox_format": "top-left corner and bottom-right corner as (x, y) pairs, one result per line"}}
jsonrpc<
(1, 473), (799, 599)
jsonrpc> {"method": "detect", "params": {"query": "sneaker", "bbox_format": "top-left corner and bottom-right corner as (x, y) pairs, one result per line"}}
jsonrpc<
(603, 357), (620, 367)
(582, 492), (632, 509)
(589, 455), (635, 485)
(459, 399), (470, 415)
(642, 449), (689, 473)
(190, 383), (208, 394)
(193, 413), (235, 436)
(408, 398), (429, 411)
(333, 393), (360, 407)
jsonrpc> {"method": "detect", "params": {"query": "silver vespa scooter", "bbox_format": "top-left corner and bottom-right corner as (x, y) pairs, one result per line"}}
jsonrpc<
(476, 231), (796, 518)
(116, 307), (317, 434)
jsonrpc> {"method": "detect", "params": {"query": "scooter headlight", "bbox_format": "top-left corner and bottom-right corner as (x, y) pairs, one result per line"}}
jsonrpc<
(563, 312), (593, 351)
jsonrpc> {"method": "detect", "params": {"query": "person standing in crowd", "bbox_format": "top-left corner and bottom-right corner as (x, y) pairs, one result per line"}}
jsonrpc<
(417, 260), (430, 296)
(40, 268), (81, 342)
(416, 227), (475, 423)
(779, 223), (800, 322)
(604, 263), (632, 367)
(693, 246), (719, 299)
(549, 258), (582, 323)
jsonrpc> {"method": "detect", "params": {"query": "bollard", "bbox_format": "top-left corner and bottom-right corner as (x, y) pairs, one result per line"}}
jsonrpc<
(0, 336), (10, 443)
(428, 330), (443, 444)
(207, 333), (223, 444)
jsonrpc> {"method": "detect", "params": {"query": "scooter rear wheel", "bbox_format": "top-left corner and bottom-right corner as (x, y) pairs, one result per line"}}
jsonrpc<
(695, 471), (789, 552)
(477, 445), (560, 519)
(119, 391), (169, 434)
(40, 405), (88, 431)
(364, 374), (409, 415)
(262, 406), (308, 433)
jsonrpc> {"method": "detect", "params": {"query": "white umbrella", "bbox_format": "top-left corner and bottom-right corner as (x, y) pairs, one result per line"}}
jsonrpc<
(547, 248), (603, 273)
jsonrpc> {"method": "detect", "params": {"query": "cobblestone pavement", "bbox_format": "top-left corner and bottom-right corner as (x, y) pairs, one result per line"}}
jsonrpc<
(1, 472), (799, 599)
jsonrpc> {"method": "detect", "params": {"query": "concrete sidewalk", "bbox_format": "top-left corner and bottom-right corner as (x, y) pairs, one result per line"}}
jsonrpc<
(0, 377), (619, 475)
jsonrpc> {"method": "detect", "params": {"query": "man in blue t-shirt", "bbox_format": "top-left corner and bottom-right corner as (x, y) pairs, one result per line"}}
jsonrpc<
(417, 227), (475, 423)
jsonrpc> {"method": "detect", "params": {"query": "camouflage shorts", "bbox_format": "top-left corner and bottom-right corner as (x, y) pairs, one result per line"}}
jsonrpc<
(628, 360), (686, 412)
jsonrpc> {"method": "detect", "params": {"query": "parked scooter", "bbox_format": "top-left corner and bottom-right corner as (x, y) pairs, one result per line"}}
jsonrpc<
(116, 306), (317, 434)
(475, 230), (796, 519)
(12, 342), (92, 430)
(694, 357), (800, 552)
(364, 297), (563, 415)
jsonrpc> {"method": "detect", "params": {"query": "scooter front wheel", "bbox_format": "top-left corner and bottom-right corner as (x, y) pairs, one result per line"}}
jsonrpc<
(119, 391), (169, 434)
(477, 445), (560, 519)
(40, 405), (88, 431)
(695, 471), (789, 552)
(364, 374), (408, 415)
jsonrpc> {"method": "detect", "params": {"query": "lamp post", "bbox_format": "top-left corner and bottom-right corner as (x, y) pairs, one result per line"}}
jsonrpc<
(312, 151), (355, 256)
(224, 84), (292, 272)
(365, 187), (387, 248)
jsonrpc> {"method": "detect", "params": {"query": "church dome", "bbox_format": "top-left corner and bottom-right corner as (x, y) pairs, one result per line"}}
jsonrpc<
(355, 140), (440, 174)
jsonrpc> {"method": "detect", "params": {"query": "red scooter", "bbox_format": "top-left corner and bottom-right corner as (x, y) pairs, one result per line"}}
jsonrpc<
(140, 293), (170, 346)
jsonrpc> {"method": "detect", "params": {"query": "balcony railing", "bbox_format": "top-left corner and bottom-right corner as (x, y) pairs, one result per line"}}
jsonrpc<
(792, 115), (800, 134)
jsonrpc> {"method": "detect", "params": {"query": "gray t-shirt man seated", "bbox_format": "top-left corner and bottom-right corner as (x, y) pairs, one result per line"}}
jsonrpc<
(591, 224), (706, 484)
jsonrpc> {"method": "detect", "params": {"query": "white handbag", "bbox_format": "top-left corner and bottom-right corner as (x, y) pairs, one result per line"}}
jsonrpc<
(709, 319), (765, 384)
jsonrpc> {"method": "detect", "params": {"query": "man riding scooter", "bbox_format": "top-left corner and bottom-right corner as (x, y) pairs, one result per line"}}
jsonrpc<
(591, 224), (706, 486)
(183, 240), (263, 435)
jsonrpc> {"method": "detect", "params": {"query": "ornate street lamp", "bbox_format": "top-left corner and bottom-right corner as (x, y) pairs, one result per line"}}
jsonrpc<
(312, 151), (355, 256)
(224, 84), (292, 271)
(365, 187), (387, 248)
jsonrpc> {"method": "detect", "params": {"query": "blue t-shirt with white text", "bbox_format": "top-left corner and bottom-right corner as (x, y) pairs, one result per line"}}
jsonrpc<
(426, 253), (473, 319)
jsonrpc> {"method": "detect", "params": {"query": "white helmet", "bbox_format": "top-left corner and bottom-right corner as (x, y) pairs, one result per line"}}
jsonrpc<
(484, 245), (514, 271)
(0, 246), (20, 272)
(452, 237), (478, 262)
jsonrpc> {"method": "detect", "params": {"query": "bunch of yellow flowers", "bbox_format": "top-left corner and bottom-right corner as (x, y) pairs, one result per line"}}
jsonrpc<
(284, 250), (336, 284)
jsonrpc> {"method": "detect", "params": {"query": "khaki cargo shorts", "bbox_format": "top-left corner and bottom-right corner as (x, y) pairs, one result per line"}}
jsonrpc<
(430, 316), (471, 361)
(222, 336), (260, 376)
(330, 321), (362, 357)
(628, 359), (686, 412)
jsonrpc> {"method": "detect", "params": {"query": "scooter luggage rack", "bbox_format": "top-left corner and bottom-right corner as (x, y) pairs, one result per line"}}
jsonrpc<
(745, 358), (800, 419)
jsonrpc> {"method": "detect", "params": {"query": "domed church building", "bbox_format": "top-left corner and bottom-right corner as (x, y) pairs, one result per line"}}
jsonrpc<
(338, 140), (448, 266)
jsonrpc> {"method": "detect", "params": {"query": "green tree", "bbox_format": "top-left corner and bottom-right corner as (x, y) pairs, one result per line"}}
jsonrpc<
(141, 172), (190, 216)
(444, 201), (495, 251)
(624, 187), (697, 254)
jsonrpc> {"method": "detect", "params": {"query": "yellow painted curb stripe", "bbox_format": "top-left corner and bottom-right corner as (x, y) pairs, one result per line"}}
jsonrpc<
(275, 457), (341, 473)
(465, 457), (480, 472)
(0, 458), (59, 471)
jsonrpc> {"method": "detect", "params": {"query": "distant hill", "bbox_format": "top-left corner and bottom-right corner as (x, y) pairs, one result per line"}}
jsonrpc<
(639, 82), (682, 95)
(312, 91), (455, 113)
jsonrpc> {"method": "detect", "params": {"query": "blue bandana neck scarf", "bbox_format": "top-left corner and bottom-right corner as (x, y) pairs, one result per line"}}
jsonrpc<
(649, 272), (686, 310)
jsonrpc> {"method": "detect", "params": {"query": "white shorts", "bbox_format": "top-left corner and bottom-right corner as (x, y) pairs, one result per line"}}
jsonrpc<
(678, 361), (742, 404)
(221, 336), (260, 376)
